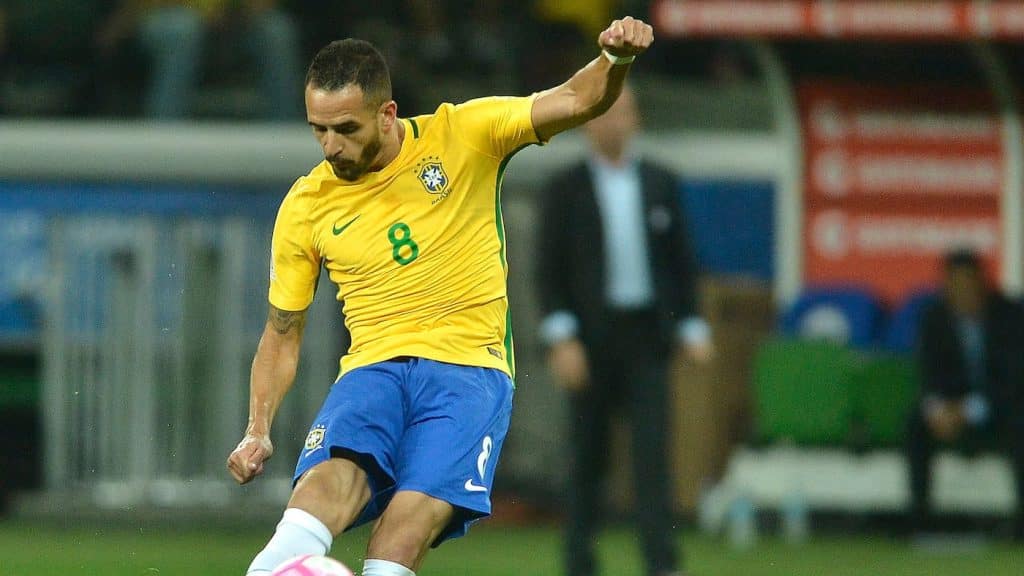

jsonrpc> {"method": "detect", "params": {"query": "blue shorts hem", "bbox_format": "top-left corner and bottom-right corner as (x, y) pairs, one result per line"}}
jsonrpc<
(396, 484), (491, 545)
(293, 446), (397, 530)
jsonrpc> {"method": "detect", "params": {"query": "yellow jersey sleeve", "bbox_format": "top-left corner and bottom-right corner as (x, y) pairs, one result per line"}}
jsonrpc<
(452, 95), (543, 159)
(268, 184), (320, 311)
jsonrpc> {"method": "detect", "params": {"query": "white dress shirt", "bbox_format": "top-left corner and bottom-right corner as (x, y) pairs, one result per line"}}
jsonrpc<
(540, 153), (710, 348)
(590, 155), (654, 309)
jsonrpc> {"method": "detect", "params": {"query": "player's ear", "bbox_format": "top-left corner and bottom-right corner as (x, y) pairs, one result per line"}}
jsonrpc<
(379, 100), (398, 131)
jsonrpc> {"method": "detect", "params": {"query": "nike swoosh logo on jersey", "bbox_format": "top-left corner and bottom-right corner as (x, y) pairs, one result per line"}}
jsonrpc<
(464, 479), (488, 493)
(332, 215), (360, 236)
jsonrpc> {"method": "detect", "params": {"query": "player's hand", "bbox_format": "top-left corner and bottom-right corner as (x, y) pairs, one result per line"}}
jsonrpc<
(548, 338), (590, 392)
(598, 16), (654, 59)
(227, 432), (274, 485)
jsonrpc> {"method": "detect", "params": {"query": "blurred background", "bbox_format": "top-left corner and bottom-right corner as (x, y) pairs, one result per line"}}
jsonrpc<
(2, 0), (1024, 574)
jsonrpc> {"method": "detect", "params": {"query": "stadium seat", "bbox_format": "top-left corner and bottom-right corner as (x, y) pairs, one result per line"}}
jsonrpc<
(850, 353), (918, 448)
(780, 286), (885, 349)
(883, 290), (938, 354)
(753, 338), (857, 446)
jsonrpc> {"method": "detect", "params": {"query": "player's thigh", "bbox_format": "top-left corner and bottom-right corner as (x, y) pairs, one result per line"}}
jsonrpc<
(289, 457), (371, 534)
(293, 361), (409, 528)
(396, 360), (514, 541)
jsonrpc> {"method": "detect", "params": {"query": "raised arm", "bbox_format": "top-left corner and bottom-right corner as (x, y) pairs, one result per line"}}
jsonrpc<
(227, 304), (308, 484)
(531, 16), (654, 142)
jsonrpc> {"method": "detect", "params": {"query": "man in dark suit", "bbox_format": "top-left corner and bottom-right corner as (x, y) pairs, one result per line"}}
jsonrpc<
(536, 87), (711, 576)
(907, 249), (1024, 538)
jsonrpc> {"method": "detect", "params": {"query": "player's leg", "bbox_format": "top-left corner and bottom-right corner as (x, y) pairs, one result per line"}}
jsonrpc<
(362, 491), (455, 574)
(246, 458), (370, 575)
(287, 457), (372, 534)
(362, 358), (514, 575)
(246, 362), (409, 575)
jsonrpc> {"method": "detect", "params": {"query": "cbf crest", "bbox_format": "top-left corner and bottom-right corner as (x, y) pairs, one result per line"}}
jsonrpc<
(415, 156), (452, 204)
(304, 424), (325, 453)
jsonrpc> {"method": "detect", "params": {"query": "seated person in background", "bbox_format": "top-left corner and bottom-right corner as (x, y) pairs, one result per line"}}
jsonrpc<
(906, 249), (1024, 538)
(0, 0), (104, 116)
(406, 0), (507, 74)
(96, 0), (301, 119)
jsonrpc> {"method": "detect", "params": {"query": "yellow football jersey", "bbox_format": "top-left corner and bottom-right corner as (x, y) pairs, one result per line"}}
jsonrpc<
(269, 95), (543, 379)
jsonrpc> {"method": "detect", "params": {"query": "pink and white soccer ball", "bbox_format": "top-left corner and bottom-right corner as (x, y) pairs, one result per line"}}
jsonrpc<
(271, 554), (355, 576)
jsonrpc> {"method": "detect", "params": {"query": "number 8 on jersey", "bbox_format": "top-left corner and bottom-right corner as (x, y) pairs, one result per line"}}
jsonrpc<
(388, 222), (419, 265)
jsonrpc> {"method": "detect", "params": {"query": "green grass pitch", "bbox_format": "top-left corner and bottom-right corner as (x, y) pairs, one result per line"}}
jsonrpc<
(0, 520), (1021, 575)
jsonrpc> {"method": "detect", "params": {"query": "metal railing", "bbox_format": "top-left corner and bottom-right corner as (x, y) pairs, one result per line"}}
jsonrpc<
(42, 216), (344, 507)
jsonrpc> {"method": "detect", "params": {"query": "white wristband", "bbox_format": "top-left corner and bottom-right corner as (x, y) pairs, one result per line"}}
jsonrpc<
(602, 50), (635, 66)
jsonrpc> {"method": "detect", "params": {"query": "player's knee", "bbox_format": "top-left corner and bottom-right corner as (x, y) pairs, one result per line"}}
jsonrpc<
(288, 459), (370, 534)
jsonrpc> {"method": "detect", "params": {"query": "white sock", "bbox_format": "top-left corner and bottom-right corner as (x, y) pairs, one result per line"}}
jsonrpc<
(362, 559), (416, 576)
(246, 508), (334, 575)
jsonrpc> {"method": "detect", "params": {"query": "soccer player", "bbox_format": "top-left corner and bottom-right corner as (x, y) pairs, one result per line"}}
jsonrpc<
(226, 16), (654, 576)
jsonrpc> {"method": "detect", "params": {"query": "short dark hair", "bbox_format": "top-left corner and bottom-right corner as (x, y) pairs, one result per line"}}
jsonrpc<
(944, 247), (981, 272)
(305, 39), (392, 107)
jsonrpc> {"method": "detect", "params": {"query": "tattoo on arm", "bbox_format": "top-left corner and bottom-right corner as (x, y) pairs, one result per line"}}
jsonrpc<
(268, 306), (307, 335)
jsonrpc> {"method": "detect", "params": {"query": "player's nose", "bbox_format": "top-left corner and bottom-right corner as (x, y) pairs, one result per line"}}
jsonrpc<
(323, 131), (344, 157)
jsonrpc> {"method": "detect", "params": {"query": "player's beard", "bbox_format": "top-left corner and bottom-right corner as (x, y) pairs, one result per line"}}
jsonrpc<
(330, 131), (383, 182)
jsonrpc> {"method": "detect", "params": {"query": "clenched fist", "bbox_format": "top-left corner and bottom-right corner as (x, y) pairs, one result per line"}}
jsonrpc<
(227, 432), (274, 485)
(598, 16), (654, 59)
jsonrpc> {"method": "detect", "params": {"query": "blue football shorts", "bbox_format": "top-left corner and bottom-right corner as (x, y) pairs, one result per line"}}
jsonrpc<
(293, 357), (514, 544)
